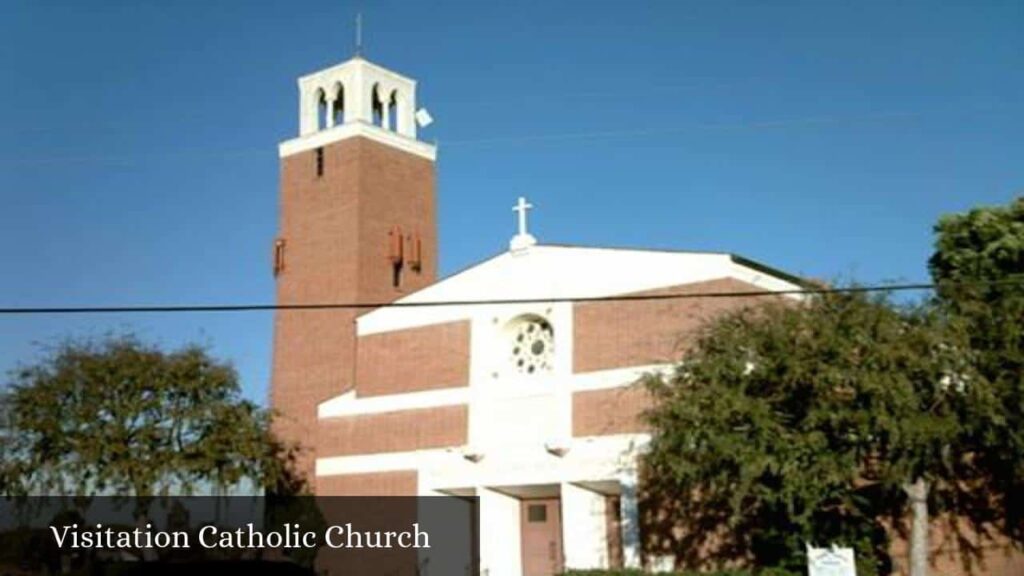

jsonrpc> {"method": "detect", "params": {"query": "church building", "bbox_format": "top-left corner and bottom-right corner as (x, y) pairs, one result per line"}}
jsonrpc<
(269, 53), (803, 575)
(268, 51), (812, 575)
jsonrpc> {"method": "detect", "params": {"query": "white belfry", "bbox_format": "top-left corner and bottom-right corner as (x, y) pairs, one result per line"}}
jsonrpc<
(509, 196), (537, 252)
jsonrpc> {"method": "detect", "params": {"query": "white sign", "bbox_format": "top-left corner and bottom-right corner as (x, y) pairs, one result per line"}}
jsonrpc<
(807, 544), (856, 576)
(415, 108), (434, 128)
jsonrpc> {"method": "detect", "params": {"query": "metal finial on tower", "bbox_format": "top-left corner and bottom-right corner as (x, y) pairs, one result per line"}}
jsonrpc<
(355, 12), (363, 57)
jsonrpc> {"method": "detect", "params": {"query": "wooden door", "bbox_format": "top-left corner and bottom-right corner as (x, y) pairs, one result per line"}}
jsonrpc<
(520, 498), (563, 576)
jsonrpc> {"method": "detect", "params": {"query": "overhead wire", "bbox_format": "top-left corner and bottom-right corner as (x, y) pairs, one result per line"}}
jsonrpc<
(1, 278), (1021, 316)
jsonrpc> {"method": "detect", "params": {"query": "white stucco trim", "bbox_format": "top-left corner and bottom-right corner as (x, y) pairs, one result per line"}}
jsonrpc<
(316, 433), (650, 483)
(479, 488), (523, 576)
(279, 120), (437, 160)
(299, 57), (417, 88)
(316, 363), (666, 419)
(562, 482), (611, 570)
(729, 259), (806, 298)
(317, 449), (434, 476)
(318, 387), (470, 419)
(570, 363), (672, 391)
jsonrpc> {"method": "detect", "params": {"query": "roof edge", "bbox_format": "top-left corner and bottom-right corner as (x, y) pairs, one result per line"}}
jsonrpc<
(729, 254), (809, 288)
(537, 242), (727, 256)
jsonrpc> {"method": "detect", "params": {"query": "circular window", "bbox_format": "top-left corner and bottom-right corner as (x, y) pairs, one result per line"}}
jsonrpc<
(508, 316), (554, 376)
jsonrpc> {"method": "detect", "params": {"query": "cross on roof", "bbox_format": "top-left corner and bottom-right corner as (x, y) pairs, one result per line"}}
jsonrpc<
(513, 196), (533, 237)
(509, 196), (537, 252)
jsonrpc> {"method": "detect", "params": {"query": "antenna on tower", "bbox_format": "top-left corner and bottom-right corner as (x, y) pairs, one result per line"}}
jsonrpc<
(354, 12), (363, 57)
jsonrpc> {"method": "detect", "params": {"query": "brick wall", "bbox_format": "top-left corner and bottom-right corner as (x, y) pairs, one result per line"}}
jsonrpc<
(573, 385), (654, 437)
(272, 138), (363, 480)
(573, 277), (771, 374)
(317, 470), (419, 496)
(353, 139), (437, 303)
(270, 135), (437, 487)
(355, 321), (471, 396)
(888, 519), (1024, 576)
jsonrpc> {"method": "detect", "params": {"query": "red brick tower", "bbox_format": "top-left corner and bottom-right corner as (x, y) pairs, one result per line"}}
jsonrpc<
(270, 56), (438, 488)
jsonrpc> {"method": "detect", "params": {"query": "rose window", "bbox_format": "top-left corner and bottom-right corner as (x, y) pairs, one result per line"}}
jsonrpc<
(509, 316), (554, 375)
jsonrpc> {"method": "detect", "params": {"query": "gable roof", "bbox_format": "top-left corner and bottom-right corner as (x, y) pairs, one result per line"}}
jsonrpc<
(357, 244), (805, 335)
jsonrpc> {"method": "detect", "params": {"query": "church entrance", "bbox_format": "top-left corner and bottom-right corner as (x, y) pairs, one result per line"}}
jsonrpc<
(520, 498), (563, 576)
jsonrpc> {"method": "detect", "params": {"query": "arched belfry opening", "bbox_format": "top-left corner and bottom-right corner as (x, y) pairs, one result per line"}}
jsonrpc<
(371, 83), (385, 128)
(388, 90), (400, 134)
(331, 82), (345, 126)
(315, 88), (328, 131)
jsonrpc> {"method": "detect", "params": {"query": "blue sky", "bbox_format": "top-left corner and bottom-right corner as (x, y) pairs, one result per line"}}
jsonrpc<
(1, 0), (1021, 404)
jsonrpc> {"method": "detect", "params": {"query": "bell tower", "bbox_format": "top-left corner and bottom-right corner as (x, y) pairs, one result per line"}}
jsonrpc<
(270, 55), (438, 486)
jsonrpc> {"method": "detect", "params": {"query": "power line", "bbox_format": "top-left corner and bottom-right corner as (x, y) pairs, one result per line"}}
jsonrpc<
(440, 111), (923, 147)
(0, 279), (1020, 316)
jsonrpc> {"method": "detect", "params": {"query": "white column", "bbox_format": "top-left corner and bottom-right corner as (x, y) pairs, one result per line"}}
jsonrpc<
(402, 87), (417, 138)
(562, 483), (609, 570)
(299, 87), (316, 136)
(557, 302), (574, 441)
(392, 97), (402, 134)
(382, 99), (392, 131)
(620, 475), (642, 569)
(350, 67), (370, 125)
(478, 488), (522, 576)
(326, 96), (337, 128)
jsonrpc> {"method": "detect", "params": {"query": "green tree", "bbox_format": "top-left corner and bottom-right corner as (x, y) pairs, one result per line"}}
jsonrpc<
(0, 334), (301, 497)
(0, 393), (14, 495)
(643, 292), (999, 576)
(929, 196), (1024, 543)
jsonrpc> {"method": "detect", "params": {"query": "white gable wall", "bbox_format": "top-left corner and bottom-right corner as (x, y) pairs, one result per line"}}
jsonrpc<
(357, 245), (799, 336)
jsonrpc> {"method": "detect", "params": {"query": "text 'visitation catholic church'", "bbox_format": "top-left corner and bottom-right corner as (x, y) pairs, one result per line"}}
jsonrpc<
(269, 49), (804, 576)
